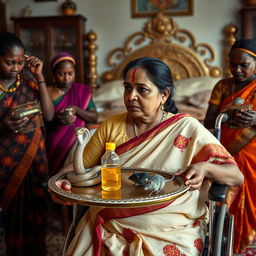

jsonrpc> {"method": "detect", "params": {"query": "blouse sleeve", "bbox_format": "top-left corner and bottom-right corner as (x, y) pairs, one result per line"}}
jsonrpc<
(86, 99), (96, 110)
(208, 80), (225, 106)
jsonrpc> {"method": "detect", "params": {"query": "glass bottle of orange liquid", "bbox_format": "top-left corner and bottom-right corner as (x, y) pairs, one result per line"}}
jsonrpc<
(101, 142), (121, 191)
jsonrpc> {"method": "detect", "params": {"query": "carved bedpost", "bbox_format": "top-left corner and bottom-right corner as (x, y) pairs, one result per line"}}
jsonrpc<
(85, 30), (98, 90)
(223, 23), (238, 78)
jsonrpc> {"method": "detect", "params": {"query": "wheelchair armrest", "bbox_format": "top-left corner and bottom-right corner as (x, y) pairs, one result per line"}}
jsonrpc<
(208, 183), (229, 202)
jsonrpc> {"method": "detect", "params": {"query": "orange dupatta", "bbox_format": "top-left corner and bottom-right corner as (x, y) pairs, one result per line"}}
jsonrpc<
(220, 79), (256, 253)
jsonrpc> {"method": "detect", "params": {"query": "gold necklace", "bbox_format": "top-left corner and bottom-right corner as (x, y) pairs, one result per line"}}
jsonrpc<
(133, 111), (167, 137)
(0, 74), (21, 93)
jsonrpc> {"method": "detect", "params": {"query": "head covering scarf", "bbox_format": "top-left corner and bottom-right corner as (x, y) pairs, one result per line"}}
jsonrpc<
(51, 52), (76, 69)
(231, 38), (256, 58)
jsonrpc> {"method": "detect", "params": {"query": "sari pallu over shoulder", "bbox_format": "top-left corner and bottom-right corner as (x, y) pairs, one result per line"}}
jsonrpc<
(219, 79), (256, 253)
(66, 113), (235, 256)
(0, 75), (44, 211)
(116, 113), (236, 171)
(46, 82), (92, 175)
(220, 79), (256, 155)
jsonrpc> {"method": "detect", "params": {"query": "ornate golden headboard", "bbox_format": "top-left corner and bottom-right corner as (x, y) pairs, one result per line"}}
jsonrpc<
(85, 12), (238, 89)
(102, 12), (221, 83)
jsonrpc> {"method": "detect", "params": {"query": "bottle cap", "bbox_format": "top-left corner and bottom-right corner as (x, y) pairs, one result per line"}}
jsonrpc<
(233, 97), (244, 105)
(105, 142), (115, 151)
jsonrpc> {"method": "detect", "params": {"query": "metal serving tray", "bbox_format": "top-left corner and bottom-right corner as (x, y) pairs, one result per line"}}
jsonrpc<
(48, 167), (190, 208)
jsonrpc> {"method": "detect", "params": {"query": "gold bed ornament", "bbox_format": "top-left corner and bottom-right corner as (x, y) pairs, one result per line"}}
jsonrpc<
(101, 12), (221, 83)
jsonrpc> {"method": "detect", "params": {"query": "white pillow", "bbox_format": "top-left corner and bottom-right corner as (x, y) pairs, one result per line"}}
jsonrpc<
(173, 76), (219, 102)
(93, 80), (124, 103)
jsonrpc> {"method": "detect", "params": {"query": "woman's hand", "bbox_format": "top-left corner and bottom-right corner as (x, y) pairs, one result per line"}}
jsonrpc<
(49, 179), (74, 206)
(175, 162), (207, 190)
(232, 109), (256, 128)
(4, 117), (30, 133)
(57, 107), (76, 125)
(175, 162), (243, 189)
(25, 55), (43, 78)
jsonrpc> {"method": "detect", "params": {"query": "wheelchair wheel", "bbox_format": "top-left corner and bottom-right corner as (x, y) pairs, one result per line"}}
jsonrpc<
(212, 204), (234, 256)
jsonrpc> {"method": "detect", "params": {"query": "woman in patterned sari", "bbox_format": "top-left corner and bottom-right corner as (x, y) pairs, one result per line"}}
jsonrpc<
(54, 57), (243, 256)
(205, 39), (256, 254)
(0, 32), (54, 255)
(46, 52), (98, 176)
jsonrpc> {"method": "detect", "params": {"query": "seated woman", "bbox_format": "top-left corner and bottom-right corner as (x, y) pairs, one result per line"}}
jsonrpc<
(53, 57), (243, 256)
(204, 39), (256, 254)
(46, 52), (98, 176)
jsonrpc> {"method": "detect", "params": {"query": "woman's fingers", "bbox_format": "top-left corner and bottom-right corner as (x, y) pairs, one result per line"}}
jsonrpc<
(25, 55), (43, 74)
(49, 191), (73, 206)
(7, 117), (30, 132)
(174, 168), (187, 176)
(49, 180), (73, 205)
(55, 179), (72, 190)
(176, 165), (204, 189)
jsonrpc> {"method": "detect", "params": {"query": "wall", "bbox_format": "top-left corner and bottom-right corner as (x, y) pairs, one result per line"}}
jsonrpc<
(5, 0), (242, 79)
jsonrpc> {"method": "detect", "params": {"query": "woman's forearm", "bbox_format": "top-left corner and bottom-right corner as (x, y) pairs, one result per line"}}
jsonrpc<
(75, 107), (98, 123)
(205, 162), (244, 186)
(35, 77), (55, 122)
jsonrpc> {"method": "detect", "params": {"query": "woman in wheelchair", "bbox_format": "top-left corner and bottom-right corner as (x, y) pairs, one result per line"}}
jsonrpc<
(53, 57), (243, 255)
(205, 39), (256, 254)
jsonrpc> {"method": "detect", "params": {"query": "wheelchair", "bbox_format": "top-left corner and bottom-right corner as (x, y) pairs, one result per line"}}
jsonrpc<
(202, 112), (234, 256)
(62, 113), (235, 256)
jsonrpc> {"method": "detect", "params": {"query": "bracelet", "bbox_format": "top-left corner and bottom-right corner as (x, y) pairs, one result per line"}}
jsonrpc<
(38, 80), (46, 85)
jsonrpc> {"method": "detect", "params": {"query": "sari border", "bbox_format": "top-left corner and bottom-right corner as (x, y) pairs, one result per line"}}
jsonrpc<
(116, 113), (189, 155)
(93, 200), (174, 256)
(191, 144), (236, 165)
(0, 128), (41, 212)
(225, 126), (256, 155)
(220, 79), (256, 155)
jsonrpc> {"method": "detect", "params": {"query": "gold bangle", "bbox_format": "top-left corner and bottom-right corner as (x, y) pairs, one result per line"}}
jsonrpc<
(38, 81), (46, 85)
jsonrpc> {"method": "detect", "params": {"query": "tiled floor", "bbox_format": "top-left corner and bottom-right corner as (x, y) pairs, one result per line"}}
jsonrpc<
(46, 211), (66, 256)
(46, 231), (65, 256)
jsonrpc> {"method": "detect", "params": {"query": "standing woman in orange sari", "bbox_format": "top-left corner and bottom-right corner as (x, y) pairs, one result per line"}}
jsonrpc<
(204, 38), (256, 253)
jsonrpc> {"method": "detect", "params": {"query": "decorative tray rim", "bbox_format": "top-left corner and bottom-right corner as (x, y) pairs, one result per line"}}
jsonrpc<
(48, 167), (190, 207)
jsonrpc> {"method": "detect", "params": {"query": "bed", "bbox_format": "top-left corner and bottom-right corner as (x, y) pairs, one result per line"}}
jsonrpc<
(85, 12), (238, 123)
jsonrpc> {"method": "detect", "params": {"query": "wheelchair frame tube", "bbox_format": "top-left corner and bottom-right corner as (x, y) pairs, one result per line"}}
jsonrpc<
(227, 214), (234, 256)
(208, 200), (216, 256)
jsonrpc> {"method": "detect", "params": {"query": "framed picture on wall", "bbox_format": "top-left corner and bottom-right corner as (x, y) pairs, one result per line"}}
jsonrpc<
(131, 0), (193, 17)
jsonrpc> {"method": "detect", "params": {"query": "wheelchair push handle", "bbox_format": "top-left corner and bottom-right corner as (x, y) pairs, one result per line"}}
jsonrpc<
(213, 112), (228, 140)
(209, 112), (229, 202)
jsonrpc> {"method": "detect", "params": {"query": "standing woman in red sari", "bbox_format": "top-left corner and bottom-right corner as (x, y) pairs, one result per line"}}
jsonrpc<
(46, 52), (98, 176)
(204, 38), (256, 253)
(0, 32), (54, 255)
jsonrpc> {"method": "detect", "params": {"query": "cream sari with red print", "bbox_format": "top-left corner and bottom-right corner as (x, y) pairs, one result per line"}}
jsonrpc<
(66, 114), (236, 256)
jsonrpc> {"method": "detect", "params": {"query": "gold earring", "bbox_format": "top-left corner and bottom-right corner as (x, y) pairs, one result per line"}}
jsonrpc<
(160, 104), (165, 111)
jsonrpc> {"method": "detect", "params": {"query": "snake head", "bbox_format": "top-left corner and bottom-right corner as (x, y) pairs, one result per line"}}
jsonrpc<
(75, 127), (90, 145)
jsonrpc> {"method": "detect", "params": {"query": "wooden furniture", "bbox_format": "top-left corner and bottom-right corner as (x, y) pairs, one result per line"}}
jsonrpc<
(12, 15), (86, 83)
(241, 7), (256, 40)
(0, 0), (7, 32)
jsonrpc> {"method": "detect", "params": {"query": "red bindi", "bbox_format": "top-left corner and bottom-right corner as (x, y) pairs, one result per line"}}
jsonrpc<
(131, 68), (137, 83)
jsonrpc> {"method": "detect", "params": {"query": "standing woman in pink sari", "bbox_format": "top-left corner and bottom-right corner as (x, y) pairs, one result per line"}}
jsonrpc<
(46, 52), (98, 176)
